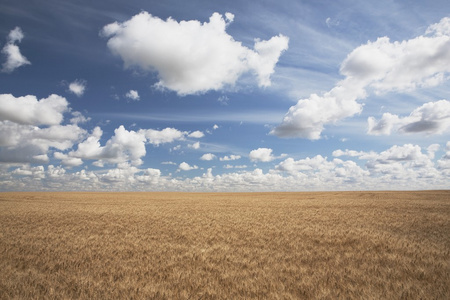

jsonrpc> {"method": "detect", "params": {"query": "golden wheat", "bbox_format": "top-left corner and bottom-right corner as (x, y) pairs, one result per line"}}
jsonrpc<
(0, 191), (449, 299)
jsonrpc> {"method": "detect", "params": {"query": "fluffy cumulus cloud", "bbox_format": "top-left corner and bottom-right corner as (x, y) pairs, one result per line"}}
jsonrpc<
(276, 155), (370, 186)
(271, 79), (366, 139)
(54, 152), (83, 167)
(60, 126), (205, 167)
(272, 17), (450, 139)
(101, 12), (289, 95)
(68, 80), (87, 97)
(125, 89), (140, 101)
(65, 125), (147, 167)
(178, 162), (198, 171)
(0, 93), (86, 164)
(341, 19), (450, 92)
(332, 144), (441, 182)
(276, 155), (333, 173)
(368, 100), (450, 135)
(249, 148), (286, 162)
(0, 94), (69, 125)
(68, 127), (104, 161)
(102, 126), (147, 166)
(200, 153), (216, 161)
(2, 142), (449, 192)
(249, 147), (276, 162)
(0, 122), (86, 163)
(1, 27), (30, 73)
(144, 127), (187, 145)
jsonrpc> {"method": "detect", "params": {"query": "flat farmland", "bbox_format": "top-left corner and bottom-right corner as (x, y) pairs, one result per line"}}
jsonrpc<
(0, 191), (449, 299)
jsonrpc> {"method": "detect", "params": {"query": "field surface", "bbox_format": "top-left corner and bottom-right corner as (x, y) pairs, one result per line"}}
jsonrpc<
(0, 191), (449, 299)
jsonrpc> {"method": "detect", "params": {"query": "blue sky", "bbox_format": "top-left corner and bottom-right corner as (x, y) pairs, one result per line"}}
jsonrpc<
(1, 0), (449, 191)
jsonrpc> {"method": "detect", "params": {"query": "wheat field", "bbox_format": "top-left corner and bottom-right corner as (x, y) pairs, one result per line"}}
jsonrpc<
(0, 191), (449, 299)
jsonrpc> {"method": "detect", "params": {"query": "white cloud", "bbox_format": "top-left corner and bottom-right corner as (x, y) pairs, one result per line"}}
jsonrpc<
(68, 80), (86, 97)
(277, 144), (444, 188)
(271, 79), (366, 139)
(340, 20), (450, 92)
(332, 144), (436, 179)
(249, 147), (275, 162)
(368, 144), (429, 164)
(70, 111), (90, 124)
(273, 17), (450, 139)
(97, 165), (162, 188)
(54, 152), (83, 167)
(93, 125), (147, 166)
(0, 94), (69, 126)
(7, 27), (25, 43)
(426, 17), (450, 36)
(188, 130), (204, 138)
(200, 153), (216, 161)
(213, 124), (219, 130)
(247, 35), (291, 87)
(0, 94), (86, 163)
(100, 165), (138, 184)
(33, 124), (86, 150)
(224, 12), (234, 23)
(101, 11), (288, 95)
(276, 155), (370, 186)
(1, 27), (30, 73)
(334, 144), (431, 163)
(367, 112), (400, 136)
(0, 120), (86, 163)
(368, 100), (450, 135)
(136, 168), (161, 183)
(69, 126), (104, 161)
(188, 141), (200, 149)
(12, 165), (45, 179)
(276, 155), (331, 173)
(144, 127), (187, 145)
(363, 144), (436, 179)
(68, 125), (147, 166)
(47, 165), (66, 178)
(125, 89), (140, 101)
(2, 143), (449, 192)
(178, 162), (198, 171)
(219, 155), (241, 161)
(67, 125), (201, 167)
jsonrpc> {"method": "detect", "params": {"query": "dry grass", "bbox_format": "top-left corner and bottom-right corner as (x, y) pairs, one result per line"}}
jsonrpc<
(0, 191), (449, 299)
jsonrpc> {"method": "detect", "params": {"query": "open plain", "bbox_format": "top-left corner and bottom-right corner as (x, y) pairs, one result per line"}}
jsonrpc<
(0, 191), (449, 299)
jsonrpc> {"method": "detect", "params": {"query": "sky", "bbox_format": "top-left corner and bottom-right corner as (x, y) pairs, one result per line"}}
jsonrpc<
(0, 0), (449, 191)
